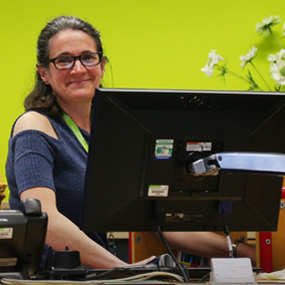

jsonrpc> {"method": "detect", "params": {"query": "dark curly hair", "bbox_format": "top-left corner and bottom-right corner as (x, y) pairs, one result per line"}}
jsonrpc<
(24, 16), (104, 118)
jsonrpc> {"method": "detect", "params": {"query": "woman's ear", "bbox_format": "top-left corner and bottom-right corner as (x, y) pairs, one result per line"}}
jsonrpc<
(37, 65), (50, 85)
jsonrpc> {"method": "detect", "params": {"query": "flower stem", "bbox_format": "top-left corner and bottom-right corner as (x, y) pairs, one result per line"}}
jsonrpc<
(269, 27), (284, 49)
(250, 62), (272, 91)
(221, 68), (253, 85)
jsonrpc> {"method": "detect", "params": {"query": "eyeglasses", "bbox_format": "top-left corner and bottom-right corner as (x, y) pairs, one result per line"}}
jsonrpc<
(49, 52), (102, 70)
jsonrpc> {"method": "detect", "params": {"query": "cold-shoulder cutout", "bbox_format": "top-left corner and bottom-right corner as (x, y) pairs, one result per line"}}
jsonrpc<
(13, 111), (59, 139)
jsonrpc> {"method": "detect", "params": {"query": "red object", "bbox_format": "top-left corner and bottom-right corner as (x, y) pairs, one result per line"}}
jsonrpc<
(259, 232), (273, 272)
(281, 187), (285, 199)
(258, 187), (285, 273)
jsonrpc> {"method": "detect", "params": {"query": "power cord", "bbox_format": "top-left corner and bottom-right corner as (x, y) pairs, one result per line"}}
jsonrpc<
(219, 200), (234, 258)
(157, 224), (189, 282)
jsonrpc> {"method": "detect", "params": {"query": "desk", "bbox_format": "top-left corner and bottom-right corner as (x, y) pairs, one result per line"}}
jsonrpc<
(1, 280), (285, 285)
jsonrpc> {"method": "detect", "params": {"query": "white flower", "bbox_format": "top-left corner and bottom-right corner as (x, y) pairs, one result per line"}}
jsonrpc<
(240, 46), (257, 68)
(208, 50), (223, 66)
(269, 58), (285, 86)
(256, 16), (281, 35)
(267, 49), (285, 65)
(201, 50), (223, 77)
(201, 63), (215, 77)
(283, 22), (285, 37)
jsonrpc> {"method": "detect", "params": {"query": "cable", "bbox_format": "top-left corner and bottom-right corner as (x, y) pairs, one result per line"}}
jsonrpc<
(222, 215), (234, 258)
(198, 272), (211, 283)
(83, 267), (139, 281)
(1, 271), (184, 284)
(157, 224), (189, 282)
(219, 200), (234, 258)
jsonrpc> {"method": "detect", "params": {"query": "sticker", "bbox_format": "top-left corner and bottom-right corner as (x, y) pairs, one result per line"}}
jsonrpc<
(0, 258), (17, 267)
(0, 228), (13, 239)
(155, 139), (174, 159)
(186, 142), (212, 152)
(148, 185), (169, 197)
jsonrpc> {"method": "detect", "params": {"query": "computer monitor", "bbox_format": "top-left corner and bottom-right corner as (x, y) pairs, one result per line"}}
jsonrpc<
(80, 88), (285, 233)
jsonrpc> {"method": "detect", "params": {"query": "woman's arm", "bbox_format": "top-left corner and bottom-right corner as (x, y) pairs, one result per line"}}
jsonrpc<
(150, 231), (256, 266)
(20, 187), (129, 269)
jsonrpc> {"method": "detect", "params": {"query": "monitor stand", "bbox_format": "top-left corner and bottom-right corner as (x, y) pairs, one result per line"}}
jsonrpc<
(189, 152), (285, 176)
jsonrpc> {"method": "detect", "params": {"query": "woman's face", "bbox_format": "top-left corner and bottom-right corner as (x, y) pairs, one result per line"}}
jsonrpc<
(38, 29), (105, 107)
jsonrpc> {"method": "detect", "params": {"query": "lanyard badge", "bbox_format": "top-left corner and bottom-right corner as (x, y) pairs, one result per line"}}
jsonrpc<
(62, 112), (89, 153)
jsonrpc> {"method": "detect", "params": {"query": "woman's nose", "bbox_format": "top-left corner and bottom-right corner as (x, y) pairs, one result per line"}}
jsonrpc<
(71, 58), (86, 73)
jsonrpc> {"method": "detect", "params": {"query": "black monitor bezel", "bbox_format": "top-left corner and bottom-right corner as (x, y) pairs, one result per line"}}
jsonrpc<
(80, 88), (285, 233)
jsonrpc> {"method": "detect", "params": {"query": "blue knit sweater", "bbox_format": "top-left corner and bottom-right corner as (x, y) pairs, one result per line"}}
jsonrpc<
(5, 111), (108, 271)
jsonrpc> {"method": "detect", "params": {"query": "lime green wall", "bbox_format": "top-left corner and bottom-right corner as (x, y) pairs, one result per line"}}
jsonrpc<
(1, 0), (285, 199)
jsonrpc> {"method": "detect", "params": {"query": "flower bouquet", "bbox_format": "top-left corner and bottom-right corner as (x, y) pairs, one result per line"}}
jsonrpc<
(202, 16), (285, 92)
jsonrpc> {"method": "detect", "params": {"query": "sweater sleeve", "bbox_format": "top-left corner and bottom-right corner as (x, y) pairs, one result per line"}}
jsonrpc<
(12, 130), (57, 194)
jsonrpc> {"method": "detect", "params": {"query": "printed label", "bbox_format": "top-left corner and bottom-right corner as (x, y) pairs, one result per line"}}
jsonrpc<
(186, 142), (212, 152)
(155, 139), (174, 159)
(0, 258), (17, 267)
(0, 228), (13, 239)
(148, 185), (169, 197)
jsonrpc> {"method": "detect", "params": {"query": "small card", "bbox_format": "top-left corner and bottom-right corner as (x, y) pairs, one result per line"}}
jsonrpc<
(211, 258), (256, 284)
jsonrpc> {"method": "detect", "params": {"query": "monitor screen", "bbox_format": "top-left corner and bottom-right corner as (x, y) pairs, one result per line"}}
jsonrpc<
(80, 89), (285, 233)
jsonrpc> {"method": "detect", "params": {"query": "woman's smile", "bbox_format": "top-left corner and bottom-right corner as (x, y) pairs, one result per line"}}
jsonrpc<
(67, 78), (91, 86)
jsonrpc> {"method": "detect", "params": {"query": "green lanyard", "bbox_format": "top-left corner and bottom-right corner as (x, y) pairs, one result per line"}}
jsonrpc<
(62, 112), (89, 153)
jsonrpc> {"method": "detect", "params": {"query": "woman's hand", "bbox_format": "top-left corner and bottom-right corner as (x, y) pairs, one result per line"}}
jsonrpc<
(126, 255), (156, 267)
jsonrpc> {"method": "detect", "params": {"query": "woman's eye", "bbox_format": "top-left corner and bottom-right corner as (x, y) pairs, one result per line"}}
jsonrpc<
(56, 57), (73, 64)
(82, 54), (96, 61)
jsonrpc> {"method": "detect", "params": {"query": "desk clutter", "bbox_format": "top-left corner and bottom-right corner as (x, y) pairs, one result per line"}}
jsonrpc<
(0, 242), (263, 284)
(0, 266), (263, 284)
(0, 194), (284, 284)
(0, 202), (265, 284)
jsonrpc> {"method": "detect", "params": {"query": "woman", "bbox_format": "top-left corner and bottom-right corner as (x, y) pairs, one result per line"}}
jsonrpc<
(5, 15), (154, 272)
(6, 15), (256, 273)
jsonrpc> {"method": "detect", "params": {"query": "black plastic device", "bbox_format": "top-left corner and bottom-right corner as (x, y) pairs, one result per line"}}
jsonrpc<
(81, 88), (285, 233)
(0, 199), (47, 279)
